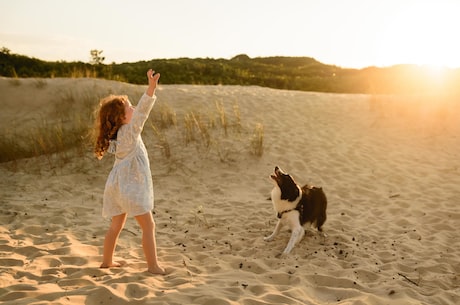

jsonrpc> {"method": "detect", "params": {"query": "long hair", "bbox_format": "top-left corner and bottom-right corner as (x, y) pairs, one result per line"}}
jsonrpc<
(94, 95), (128, 159)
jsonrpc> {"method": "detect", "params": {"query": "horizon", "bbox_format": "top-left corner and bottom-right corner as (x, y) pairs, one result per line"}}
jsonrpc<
(1, 0), (459, 69)
(4, 49), (460, 72)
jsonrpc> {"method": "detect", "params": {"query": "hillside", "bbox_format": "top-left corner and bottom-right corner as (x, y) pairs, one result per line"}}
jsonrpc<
(1, 49), (460, 94)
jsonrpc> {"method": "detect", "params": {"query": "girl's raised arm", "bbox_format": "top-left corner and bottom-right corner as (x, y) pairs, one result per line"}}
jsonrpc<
(146, 69), (160, 97)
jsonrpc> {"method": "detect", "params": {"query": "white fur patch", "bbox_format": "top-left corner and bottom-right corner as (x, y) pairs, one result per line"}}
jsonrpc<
(266, 184), (306, 255)
(270, 184), (302, 215)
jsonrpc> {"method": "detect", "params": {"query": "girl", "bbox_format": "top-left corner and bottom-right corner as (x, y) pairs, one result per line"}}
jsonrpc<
(94, 69), (165, 275)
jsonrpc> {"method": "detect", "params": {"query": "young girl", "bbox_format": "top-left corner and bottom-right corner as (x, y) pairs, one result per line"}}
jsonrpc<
(94, 69), (165, 275)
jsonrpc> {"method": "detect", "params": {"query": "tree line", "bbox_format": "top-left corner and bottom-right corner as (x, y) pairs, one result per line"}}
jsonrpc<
(1, 48), (459, 94)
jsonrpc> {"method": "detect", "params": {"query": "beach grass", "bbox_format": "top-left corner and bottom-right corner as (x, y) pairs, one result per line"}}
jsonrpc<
(0, 80), (264, 167)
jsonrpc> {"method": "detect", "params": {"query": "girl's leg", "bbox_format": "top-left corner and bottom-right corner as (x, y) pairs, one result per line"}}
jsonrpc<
(135, 212), (165, 274)
(100, 213), (127, 268)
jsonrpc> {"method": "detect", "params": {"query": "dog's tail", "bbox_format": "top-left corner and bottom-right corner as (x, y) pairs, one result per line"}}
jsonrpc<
(314, 187), (327, 232)
(316, 212), (326, 232)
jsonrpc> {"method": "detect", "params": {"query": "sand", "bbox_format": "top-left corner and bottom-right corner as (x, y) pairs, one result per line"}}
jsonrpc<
(0, 77), (459, 305)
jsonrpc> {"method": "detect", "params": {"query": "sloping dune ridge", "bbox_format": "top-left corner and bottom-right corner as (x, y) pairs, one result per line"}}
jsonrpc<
(0, 77), (459, 305)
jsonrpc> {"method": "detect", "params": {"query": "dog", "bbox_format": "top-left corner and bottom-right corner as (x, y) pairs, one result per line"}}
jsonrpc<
(264, 166), (327, 255)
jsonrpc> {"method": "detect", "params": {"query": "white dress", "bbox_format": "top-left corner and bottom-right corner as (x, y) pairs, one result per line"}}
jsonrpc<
(102, 93), (156, 218)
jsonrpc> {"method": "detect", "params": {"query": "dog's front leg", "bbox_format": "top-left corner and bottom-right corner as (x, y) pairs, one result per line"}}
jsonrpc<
(282, 212), (305, 255)
(264, 219), (282, 242)
(283, 226), (305, 255)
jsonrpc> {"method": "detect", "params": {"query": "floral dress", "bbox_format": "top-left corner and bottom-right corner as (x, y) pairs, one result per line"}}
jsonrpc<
(102, 93), (156, 218)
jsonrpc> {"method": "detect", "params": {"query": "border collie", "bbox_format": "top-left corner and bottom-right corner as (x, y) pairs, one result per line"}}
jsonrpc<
(264, 166), (327, 255)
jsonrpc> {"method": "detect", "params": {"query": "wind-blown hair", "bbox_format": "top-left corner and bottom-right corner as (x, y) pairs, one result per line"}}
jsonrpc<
(94, 95), (128, 160)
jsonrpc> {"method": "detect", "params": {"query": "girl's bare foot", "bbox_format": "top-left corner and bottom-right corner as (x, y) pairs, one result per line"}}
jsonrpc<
(100, 261), (125, 268)
(148, 265), (166, 275)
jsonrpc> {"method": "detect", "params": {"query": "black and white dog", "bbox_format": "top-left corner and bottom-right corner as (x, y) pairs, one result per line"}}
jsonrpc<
(264, 166), (327, 255)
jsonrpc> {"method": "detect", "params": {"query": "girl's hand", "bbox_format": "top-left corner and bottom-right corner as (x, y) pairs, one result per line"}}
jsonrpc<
(146, 69), (160, 96)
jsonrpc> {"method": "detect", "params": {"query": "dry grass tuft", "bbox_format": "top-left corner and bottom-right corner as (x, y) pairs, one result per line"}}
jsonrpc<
(250, 123), (264, 157)
(1, 82), (265, 170)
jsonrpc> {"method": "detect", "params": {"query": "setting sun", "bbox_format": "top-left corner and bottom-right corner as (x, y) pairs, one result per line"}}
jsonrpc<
(376, 1), (459, 68)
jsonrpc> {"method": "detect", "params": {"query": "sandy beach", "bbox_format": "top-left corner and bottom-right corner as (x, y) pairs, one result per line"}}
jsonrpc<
(1, 77), (459, 305)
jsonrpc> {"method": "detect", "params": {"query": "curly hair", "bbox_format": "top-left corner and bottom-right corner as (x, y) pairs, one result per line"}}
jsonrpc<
(94, 95), (128, 159)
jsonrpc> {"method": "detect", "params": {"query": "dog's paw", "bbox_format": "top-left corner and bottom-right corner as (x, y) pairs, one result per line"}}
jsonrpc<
(264, 236), (274, 242)
(280, 244), (294, 256)
(276, 252), (289, 258)
(318, 231), (328, 245)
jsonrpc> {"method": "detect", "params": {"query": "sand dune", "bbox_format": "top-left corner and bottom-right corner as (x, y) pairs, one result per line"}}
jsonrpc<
(0, 77), (459, 304)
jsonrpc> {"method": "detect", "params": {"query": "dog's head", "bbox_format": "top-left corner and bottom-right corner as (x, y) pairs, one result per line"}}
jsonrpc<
(270, 166), (300, 201)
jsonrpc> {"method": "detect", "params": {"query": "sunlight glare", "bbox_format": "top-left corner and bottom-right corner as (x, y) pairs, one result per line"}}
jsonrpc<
(376, 2), (459, 68)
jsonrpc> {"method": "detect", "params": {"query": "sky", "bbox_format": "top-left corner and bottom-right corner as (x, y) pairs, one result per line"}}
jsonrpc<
(1, 0), (460, 69)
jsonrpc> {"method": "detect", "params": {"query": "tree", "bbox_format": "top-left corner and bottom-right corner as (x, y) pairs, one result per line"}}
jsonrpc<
(1, 47), (11, 55)
(90, 49), (105, 65)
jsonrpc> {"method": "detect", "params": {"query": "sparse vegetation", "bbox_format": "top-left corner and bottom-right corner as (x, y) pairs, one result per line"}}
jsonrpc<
(9, 78), (21, 86)
(0, 84), (264, 166)
(149, 123), (171, 159)
(3, 48), (460, 95)
(90, 49), (105, 65)
(0, 88), (96, 164)
(250, 123), (264, 157)
(34, 78), (47, 89)
(190, 205), (212, 228)
(148, 98), (262, 162)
